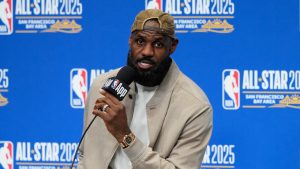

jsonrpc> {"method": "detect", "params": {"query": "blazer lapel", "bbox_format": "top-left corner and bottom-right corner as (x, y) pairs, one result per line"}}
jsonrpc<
(146, 62), (180, 147)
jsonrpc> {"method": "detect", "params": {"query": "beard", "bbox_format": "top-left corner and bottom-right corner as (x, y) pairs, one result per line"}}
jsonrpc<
(127, 49), (172, 87)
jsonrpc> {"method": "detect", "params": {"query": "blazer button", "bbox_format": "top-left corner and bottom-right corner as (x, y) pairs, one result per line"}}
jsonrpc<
(129, 94), (133, 99)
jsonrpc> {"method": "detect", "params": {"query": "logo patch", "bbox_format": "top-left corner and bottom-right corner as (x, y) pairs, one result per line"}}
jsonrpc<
(0, 141), (14, 169)
(145, 0), (163, 10)
(145, 0), (235, 34)
(223, 69), (300, 109)
(222, 69), (240, 110)
(13, 0), (83, 34)
(70, 68), (87, 109)
(111, 79), (120, 90)
(0, 0), (13, 35)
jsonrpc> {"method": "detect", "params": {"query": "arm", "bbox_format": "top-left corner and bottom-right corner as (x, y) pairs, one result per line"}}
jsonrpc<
(92, 84), (212, 169)
(124, 105), (213, 169)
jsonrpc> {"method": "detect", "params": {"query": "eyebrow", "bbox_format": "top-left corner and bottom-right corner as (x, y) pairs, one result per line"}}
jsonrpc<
(133, 33), (165, 41)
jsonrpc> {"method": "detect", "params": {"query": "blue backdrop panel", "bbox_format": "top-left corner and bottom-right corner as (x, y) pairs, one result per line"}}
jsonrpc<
(1, 0), (300, 169)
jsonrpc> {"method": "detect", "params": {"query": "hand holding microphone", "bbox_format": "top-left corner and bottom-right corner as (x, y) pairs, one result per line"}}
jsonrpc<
(70, 66), (137, 168)
(92, 66), (137, 143)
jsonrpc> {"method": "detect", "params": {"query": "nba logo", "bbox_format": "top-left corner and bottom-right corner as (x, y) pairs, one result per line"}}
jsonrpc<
(0, 141), (13, 169)
(222, 69), (240, 110)
(0, 0), (13, 35)
(70, 68), (88, 108)
(111, 79), (120, 89)
(145, 0), (163, 10)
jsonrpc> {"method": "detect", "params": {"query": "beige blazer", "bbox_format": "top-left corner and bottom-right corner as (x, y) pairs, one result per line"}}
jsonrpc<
(78, 61), (213, 169)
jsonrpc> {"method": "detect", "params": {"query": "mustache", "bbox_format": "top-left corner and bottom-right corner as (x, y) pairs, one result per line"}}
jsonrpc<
(135, 56), (156, 65)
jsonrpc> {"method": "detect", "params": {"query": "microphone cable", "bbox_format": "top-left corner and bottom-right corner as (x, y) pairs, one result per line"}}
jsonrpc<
(70, 115), (97, 169)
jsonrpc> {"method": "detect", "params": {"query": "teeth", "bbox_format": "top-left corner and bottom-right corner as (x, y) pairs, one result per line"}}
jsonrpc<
(138, 62), (153, 69)
(140, 62), (150, 66)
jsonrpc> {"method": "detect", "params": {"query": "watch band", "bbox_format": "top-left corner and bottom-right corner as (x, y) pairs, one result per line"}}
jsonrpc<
(120, 133), (136, 149)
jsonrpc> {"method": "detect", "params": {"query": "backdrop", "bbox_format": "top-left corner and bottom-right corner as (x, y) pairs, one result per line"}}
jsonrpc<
(1, 0), (300, 169)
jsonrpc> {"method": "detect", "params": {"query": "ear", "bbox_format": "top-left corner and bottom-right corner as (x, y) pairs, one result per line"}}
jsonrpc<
(169, 39), (179, 54)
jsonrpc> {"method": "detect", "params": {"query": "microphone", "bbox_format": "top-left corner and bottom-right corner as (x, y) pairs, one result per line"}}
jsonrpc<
(102, 66), (137, 101)
(70, 66), (136, 169)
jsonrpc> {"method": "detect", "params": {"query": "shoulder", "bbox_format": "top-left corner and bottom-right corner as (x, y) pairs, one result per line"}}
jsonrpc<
(172, 72), (212, 117)
(176, 72), (210, 103)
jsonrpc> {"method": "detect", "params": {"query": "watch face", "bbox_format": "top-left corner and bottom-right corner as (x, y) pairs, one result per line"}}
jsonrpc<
(125, 136), (132, 143)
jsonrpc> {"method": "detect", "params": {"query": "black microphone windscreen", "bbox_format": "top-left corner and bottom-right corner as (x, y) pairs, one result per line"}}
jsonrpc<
(116, 66), (137, 85)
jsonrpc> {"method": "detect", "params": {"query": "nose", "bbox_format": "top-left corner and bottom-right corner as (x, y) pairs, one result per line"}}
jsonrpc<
(141, 43), (154, 57)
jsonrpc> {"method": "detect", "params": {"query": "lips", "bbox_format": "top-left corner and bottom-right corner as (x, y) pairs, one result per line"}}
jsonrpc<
(137, 59), (155, 70)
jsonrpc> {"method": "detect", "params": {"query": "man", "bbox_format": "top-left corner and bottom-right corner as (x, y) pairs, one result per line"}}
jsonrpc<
(78, 9), (213, 169)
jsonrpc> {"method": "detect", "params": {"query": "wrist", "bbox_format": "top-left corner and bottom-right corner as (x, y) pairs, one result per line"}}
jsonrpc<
(115, 128), (131, 143)
(120, 132), (136, 149)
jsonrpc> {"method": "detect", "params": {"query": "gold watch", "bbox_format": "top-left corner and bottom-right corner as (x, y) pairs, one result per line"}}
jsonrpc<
(120, 133), (135, 149)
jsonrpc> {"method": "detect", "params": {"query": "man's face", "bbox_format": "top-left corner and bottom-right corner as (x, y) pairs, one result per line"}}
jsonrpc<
(127, 20), (178, 86)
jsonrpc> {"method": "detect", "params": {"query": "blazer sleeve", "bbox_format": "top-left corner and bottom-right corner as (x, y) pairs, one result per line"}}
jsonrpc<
(124, 104), (213, 169)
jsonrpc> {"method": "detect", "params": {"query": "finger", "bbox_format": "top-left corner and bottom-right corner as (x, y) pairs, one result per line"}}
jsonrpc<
(101, 105), (115, 116)
(99, 89), (120, 105)
(96, 97), (118, 113)
(93, 103), (106, 111)
(95, 97), (106, 104)
(93, 102), (115, 116)
(93, 108), (111, 121)
(95, 94), (117, 108)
